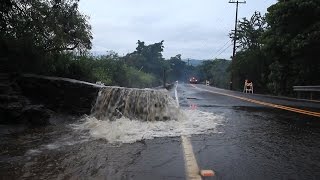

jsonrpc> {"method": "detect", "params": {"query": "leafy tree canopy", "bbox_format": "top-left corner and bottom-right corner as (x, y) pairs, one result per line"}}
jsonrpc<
(124, 40), (165, 78)
(230, 0), (320, 95)
(1, 0), (92, 53)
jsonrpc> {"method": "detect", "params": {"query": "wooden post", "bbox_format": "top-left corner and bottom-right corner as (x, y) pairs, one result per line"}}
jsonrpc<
(163, 69), (166, 88)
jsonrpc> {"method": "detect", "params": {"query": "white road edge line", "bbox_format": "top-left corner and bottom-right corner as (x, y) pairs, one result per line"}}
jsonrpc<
(175, 82), (179, 106)
(175, 83), (202, 180)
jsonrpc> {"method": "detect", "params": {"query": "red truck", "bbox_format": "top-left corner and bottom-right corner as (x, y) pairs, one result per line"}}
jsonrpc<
(189, 77), (198, 84)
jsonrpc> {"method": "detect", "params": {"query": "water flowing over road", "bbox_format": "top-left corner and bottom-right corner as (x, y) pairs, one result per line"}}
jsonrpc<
(1, 83), (320, 179)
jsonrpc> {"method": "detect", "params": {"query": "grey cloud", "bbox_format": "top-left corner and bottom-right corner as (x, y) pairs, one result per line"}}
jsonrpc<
(79, 0), (277, 59)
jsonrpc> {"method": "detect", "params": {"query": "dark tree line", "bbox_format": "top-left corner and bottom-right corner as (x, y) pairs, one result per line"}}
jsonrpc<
(197, 59), (231, 89)
(0, 0), (92, 73)
(0, 0), (187, 88)
(230, 0), (320, 95)
(2, 0), (318, 92)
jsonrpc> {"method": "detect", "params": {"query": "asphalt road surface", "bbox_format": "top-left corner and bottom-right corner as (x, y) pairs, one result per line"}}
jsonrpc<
(1, 83), (320, 180)
(177, 83), (320, 180)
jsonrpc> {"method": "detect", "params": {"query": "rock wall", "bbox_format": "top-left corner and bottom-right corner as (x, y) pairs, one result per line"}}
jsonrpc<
(17, 74), (102, 115)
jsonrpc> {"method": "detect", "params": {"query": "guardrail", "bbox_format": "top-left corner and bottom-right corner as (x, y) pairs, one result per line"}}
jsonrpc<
(293, 86), (320, 100)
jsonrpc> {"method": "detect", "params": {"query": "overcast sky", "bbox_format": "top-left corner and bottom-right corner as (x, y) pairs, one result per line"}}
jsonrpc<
(79, 0), (277, 60)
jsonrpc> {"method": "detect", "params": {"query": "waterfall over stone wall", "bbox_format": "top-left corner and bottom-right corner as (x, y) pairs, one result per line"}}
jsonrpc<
(91, 87), (179, 121)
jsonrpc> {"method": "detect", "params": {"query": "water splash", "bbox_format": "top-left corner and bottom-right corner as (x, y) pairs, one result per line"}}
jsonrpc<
(73, 109), (224, 144)
(91, 87), (179, 121)
(72, 86), (224, 144)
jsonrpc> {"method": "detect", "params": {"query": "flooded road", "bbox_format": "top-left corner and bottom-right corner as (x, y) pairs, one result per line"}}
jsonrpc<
(1, 83), (320, 179)
(0, 118), (186, 180)
(180, 83), (320, 180)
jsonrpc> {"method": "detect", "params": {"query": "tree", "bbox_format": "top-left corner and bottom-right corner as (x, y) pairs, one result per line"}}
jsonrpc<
(0, 0), (93, 74)
(167, 54), (187, 82)
(230, 11), (267, 50)
(197, 59), (231, 88)
(264, 0), (320, 94)
(228, 1), (320, 95)
(1, 0), (92, 53)
(229, 12), (269, 92)
(124, 40), (165, 79)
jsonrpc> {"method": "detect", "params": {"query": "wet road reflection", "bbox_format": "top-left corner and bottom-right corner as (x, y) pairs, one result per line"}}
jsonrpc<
(180, 83), (320, 180)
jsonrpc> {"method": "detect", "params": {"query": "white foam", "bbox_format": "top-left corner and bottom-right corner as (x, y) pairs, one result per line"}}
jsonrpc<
(25, 136), (89, 156)
(72, 109), (224, 144)
(26, 149), (42, 155)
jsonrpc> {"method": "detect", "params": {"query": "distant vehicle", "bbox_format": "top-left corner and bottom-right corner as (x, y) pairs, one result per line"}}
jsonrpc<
(189, 77), (198, 84)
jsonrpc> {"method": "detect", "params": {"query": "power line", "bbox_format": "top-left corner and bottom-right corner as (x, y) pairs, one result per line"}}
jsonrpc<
(213, 43), (233, 59)
(211, 39), (232, 58)
(180, 2), (235, 60)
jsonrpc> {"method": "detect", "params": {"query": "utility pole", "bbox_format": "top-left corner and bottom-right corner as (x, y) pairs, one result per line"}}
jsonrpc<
(229, 0), (246, 90)
(163, 68), (166, 88)
(186, 58), (190, 83)
(229, 0), (246, 59)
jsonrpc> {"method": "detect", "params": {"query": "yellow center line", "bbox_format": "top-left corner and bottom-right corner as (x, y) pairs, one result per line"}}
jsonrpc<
(190, 84), (320, 118)
(175, 83), (202, 180)
(181, 135), (202, 180)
